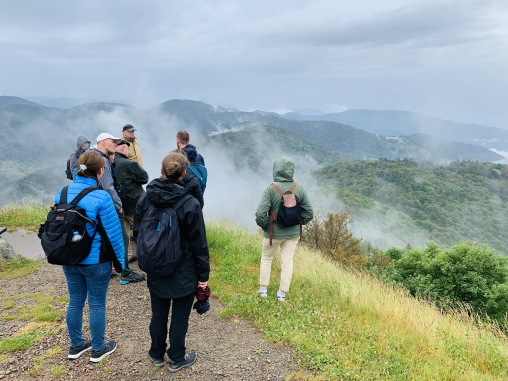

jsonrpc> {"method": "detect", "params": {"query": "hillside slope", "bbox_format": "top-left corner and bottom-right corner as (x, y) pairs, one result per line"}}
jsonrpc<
(316, 159), (508, 254)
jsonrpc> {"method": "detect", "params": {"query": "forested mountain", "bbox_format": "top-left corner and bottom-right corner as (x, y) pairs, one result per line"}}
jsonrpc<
(316, 159), (508, 254)
(283, 109), (508, 152)
(0, 96), (41, 107)
(206, 124), (354, 169)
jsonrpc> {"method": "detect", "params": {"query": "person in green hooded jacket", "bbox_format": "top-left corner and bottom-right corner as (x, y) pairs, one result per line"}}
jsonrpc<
(255, 157), (313, 301)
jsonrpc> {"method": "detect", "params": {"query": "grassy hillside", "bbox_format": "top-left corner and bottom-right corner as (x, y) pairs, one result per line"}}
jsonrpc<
(207, 221), (508, 380)
(3, 202), (508, 379)
(316, 158), (508, 254)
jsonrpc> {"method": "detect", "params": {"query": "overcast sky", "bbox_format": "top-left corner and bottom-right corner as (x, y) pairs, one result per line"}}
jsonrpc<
(1, 0), (507, 127)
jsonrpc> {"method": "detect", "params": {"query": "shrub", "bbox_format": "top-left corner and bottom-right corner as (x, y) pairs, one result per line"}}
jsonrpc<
(302, 211), (364, 269)
(387, 241), (508, 322)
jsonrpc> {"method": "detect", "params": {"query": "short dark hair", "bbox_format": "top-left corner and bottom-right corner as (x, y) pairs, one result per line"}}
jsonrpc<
(176, 130), (189, 144)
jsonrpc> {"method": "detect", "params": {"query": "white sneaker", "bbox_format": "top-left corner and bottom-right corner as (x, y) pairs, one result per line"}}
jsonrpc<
(258, 287), (268, 298)
(277, 290), (286, 302)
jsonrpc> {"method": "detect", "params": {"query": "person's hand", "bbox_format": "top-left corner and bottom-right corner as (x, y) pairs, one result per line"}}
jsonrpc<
(119, 208), (123, 214)
(198, 281), (207, 288)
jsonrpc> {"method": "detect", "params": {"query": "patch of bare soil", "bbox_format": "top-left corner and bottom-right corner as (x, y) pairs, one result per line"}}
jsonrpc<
(0, 260), (297, 380)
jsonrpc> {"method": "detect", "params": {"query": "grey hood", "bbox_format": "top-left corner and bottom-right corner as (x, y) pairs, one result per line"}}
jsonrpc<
(272, 157), (294, 182)
(76, 136), (91, 155)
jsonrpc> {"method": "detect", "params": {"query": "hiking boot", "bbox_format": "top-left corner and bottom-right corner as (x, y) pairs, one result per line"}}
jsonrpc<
(148, 353), (165, 367)
(68, 340), (92, 359)
(119, 269), (145, 284)
(168, 352), (197, 373)
(90, 340), (117, 362)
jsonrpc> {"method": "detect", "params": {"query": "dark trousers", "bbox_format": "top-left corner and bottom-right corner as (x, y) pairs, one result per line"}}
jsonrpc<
(148, 290), (195, 363)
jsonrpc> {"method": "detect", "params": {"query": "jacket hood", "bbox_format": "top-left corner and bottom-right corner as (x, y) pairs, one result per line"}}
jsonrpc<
(146, 177), (188, 206)
(182, 144), (198, 163)
(76, 136), (91, 155)
(273, 157), (294, 182)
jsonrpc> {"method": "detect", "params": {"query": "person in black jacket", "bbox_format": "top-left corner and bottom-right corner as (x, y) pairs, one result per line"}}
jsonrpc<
(172, 148), (204, 208)
(114, 142), (149, 262)
(133, 152), (210, 373)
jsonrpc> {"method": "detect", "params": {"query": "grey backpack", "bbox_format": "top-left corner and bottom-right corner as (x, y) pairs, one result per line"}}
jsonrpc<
(136, 195), (192, 276)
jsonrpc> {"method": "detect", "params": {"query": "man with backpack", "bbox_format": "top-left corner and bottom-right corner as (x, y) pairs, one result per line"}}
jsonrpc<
(255, 157), (313, 302)
(66, 136), (90, 179)
(176, 131), (207, 193)
(133, 151), (209, 372)
(92, 133), (145, 284)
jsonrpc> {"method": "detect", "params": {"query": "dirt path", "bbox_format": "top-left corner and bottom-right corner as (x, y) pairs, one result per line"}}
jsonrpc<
(0, 260), (297, 380)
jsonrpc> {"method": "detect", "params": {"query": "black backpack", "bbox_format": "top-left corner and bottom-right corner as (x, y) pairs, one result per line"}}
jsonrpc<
(39, 186), (98, 265)
(136, 194), (192, 276)
(269, 182), (302, 245)
(65, 159), (73, 180)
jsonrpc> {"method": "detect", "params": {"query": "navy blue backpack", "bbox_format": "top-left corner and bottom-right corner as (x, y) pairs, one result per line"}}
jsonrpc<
(136, 195), (192, 276)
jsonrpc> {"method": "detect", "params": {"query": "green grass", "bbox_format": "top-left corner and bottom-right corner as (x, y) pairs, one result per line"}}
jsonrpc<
(207, 220), (508, 380)
(0, 201), (48, 232)
(0, 255), (43, 279)
(0, 330), (42, 352)
(0, 293), (63, 322)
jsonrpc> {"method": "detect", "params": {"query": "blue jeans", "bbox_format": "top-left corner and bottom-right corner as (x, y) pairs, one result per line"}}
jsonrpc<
(62, 262), (112, 351)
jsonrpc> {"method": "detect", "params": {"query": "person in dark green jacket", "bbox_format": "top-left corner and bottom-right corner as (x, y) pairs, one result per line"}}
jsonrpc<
(114, 142), (149, 263)
(255, 157), (313, 301)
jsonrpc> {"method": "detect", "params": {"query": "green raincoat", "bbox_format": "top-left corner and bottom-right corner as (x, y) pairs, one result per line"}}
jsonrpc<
(255, 157), (314, 239)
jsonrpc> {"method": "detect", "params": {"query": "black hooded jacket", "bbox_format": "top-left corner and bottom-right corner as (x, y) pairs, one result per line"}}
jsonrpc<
(133, 177), (210, 299)
(182, 172), (204, 208)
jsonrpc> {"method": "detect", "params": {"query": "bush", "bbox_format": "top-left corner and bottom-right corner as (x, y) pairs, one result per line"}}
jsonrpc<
(302, 211), (364, 269)
(387, 241), (508, 322)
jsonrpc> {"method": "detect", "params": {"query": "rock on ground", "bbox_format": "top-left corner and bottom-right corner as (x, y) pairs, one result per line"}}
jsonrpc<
(0, 237), (18, 263)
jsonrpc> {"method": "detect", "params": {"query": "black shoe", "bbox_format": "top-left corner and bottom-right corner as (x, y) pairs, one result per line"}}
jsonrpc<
(90, 340), (117, 362)
(119, 269), (145, 284)
(168, 352), (197, 373)
(148, 353), (165, 367)
(68, 340), (92, 359)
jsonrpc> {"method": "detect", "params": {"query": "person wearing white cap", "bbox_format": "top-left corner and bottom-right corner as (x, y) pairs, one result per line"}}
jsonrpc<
(92, 133), (146, 285)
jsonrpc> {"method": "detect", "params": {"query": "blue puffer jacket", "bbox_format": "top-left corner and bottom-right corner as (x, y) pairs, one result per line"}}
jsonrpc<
(54, 176), (125, 270)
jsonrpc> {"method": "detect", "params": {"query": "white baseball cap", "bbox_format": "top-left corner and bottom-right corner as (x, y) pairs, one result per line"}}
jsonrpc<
(96, 133), (123, 144)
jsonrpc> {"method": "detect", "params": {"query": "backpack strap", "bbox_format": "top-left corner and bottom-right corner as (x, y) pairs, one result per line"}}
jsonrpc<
(70, 187), (99, 206)
(60, 186), (69, 204)
(269, 210), (277, 246)
(172, 194), (193, 211)
(271, 182), (298, 195)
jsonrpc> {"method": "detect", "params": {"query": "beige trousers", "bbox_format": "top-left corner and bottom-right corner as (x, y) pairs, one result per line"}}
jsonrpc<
(259, 237), (299, 292)
(124, 215), (135, 259)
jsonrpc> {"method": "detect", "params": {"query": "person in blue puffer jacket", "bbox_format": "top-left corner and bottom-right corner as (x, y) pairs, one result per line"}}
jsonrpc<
(55, 150), (125, 363)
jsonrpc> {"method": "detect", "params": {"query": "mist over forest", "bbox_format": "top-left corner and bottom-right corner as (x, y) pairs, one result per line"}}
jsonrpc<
(2, 96), (508, 253)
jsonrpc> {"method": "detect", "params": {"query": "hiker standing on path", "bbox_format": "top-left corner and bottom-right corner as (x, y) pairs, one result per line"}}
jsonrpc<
(176, 130), (205, 166)
(57, 150), (125, 362)
(133, 152), (210, 372)
(122, 124), (144, 168)
(255, 157), (314, 302)
(114, 141), (149, 261)
(67, 136), (90, 179)
(92, 133), (145, 284)
(172, 148), (204, 208)
(176, 130), (207, 193)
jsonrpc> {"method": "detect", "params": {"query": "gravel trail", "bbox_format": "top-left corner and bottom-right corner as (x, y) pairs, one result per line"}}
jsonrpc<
(0, 260), (297, 380)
